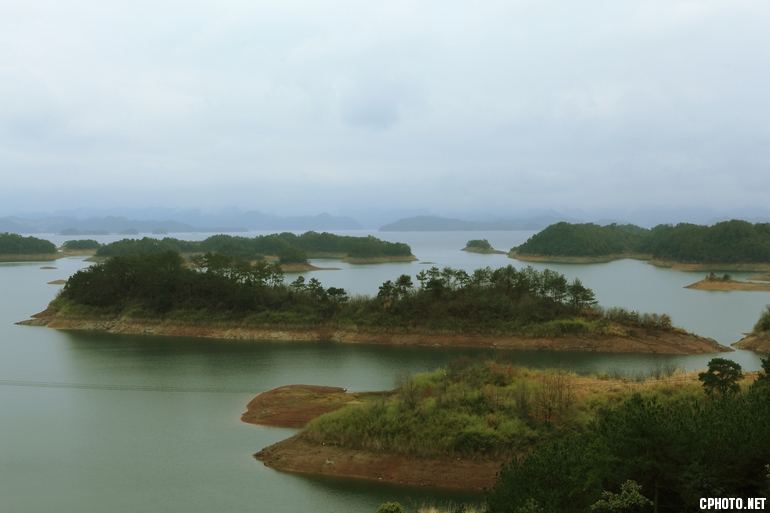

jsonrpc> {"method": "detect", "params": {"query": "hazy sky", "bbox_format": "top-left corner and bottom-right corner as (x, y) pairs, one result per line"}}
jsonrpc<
(2, 1), (769, 218)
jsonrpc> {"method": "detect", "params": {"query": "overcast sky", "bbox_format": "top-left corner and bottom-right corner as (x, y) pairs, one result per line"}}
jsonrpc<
(1, 1), (769, 218)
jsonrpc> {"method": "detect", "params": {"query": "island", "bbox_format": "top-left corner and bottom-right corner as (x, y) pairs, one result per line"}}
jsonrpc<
(461, 239), (506, 254)
(510, 220), (770, 271)
(86, 231), (416, 270)
(19, 252), (728, 354)
(0, 232), (58, 262)
(685, 273), (770, 292)
(732, 305), (770, 353)
(248, 355), (770, 512)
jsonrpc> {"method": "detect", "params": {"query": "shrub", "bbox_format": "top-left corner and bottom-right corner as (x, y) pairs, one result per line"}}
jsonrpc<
(376, 502), (407, 513)
(754, 305), (770, 333)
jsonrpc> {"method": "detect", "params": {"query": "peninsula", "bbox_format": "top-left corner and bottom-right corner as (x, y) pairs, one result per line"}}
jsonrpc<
(248, 357), (770, 501)
(20, 252), (728, 354)
(733, 305), (770, 353)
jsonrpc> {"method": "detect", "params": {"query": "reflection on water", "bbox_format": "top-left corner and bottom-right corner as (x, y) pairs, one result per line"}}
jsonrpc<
(1, 231), (768, 512)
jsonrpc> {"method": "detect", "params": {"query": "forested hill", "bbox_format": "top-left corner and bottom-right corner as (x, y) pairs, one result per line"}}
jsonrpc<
(0, 232), (57, 255)
(512, 220), (770, 264)
(512, 223), (646, 257)
(94, 232), (413, 263)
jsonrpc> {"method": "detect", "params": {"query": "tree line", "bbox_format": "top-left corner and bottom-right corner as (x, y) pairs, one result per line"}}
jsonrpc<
(514, 220), (770, 263)
(91, 231), (412, 263)
(0, 232), (57, 255)
(55, 252), (648, 336)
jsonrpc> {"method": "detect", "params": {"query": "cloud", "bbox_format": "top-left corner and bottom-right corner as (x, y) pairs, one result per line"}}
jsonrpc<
(0, 1), (769, 216)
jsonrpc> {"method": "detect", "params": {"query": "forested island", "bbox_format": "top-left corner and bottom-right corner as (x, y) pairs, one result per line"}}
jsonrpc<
(0, 232), (58, 261)
(252, 356), (770, 512)
(86, 232), (415, 266)
(510, 220), (770, 270)
(21, 251), (726, 354)
(461, 239), (506, 254)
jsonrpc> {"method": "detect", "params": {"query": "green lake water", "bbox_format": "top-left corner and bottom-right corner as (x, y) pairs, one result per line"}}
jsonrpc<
(1, 231), (768, 512)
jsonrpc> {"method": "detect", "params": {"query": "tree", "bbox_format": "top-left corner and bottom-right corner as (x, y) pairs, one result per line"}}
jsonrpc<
(590, 481), (653, 513)
(698, 358), (743, 397)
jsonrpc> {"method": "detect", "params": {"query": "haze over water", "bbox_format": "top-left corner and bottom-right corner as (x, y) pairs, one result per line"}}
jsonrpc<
(1, 231), (768, 512)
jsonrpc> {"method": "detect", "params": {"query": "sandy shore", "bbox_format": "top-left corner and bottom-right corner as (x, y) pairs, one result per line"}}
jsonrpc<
(649, 260), (770, 272)
(748, 273), (770, 282)
(242, 385), (355, 428)
(255, 435), (501, 490)
(19, 311), (731, 354)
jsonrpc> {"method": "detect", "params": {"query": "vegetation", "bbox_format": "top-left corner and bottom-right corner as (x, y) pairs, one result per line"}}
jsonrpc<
(513, 220), (770, 264)
(704, 272), (732, 282)
(0, 232), (57, 255)
(466, 239), (493, 250)
(697, 358), (743, 397)
(755, 305), (770, 333)
(61, 239), (102, 251)
(93, 231), (412, 263)
(376, 503), (407, 513)
(303, 358), (695, 465)
(513, 223), (646, 258)
(53, 251), (654, 341)
(484, 357), (770, 513)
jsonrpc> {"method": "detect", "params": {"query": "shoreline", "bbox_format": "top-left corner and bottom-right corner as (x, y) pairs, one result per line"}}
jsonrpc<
(649, 260), (770, 272)
(18, 312), (731, 354)
(462, 247), (506, 255)
(84, 253), (417, 266)
(254, 435), (501, 491)
(732, 333), (770, 353)
(507, 252), (770, 272)
(508, 252), (651, 264)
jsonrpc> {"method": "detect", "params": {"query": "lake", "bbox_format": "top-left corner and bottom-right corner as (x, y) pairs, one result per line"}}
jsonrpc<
(1, 231), (768, 512)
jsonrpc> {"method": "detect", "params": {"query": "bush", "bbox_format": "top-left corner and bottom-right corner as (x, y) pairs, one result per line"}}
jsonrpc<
(376, 502), (406, 513)
(754, 305), (770, 333)
(62, 239), (101, 250)
(466, 239), (492, 249)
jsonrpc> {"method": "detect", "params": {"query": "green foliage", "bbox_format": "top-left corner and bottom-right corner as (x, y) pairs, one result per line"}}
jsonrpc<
(278, 245), (308, 264)
(513, 223), (646, 257)
(486, 386), (770, 513)
(754, 305), (770, 333)
(513, 220), (770, 263)
(376, 502), (406, 513)
(752, 356), (770, 390)
(0, 232), (57, 255)
(94, 231), (412, 261)
(590, 481), (652, 513)
(57, 253), (673, 344)
(698, 358), (743, 397)
(466, 239), (493, 249)
(62, 239), (101, 250)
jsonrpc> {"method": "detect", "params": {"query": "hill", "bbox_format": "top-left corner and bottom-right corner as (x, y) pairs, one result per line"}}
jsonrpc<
(379, 215), (570, 231)
(511, 220), (770, 268)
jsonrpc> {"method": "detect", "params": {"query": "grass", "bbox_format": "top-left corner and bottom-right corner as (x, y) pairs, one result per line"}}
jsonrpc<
(302, 358), (707, 461)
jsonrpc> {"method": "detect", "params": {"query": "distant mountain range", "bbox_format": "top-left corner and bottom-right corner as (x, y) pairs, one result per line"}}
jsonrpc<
(0, 212), (363, 235)
(378, 215), (576, 231)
